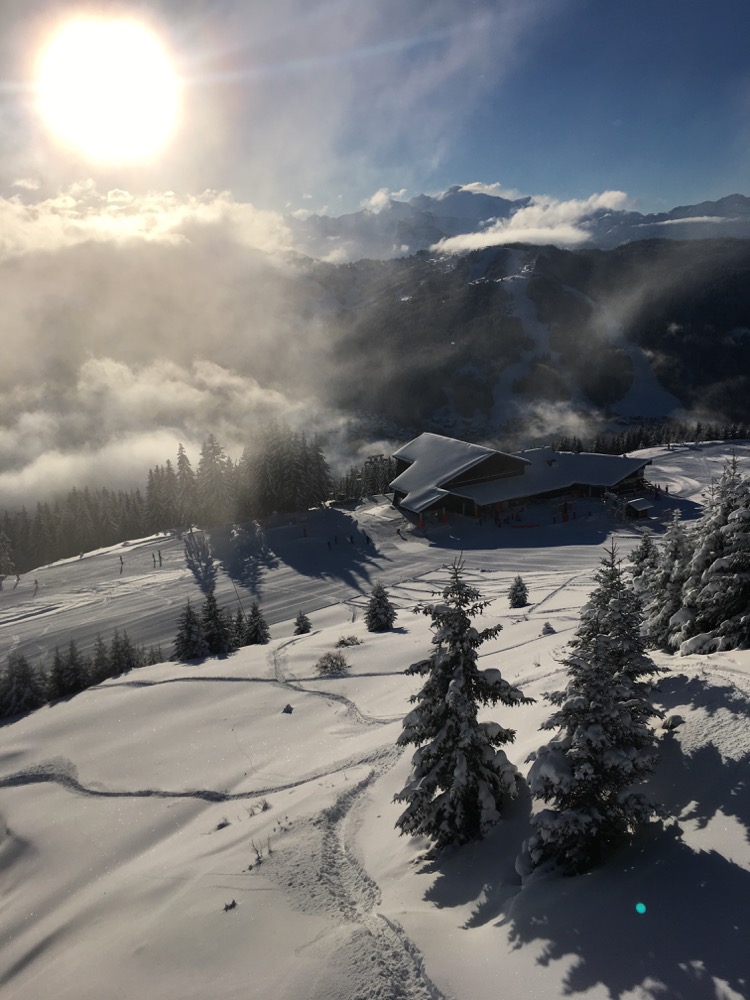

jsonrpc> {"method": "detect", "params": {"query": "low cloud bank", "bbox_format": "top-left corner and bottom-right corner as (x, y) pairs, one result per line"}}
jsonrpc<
(433, 190), (630, 251)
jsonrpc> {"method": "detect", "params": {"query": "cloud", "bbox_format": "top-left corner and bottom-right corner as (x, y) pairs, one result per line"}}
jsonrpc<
(0, 356), (342, 505)
(457, 181), (526, 201)
(649, 216), (728, 226)
(432, 190), (630, 251)
(0, 182), (292, 260)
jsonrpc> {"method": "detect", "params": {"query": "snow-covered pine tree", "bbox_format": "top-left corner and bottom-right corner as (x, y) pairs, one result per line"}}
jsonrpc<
(294, 610), (312, 635)
(365, 582), (397, 632)
(668, 459), (750, 653)
(642, 510), (691, 649)
(627, 532), (660, 599)
(201, 591), (236, 656)
(394, 557), (534, 849)
(525, 543), (663, 876)
(1, 653), (47, 718)
(174, 599), (210, 661)
(244, 602), (270, 645)
(508, 575), (529, 608)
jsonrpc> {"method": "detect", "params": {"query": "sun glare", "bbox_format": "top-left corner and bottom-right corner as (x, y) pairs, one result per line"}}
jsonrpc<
(37, 18), (179, 162)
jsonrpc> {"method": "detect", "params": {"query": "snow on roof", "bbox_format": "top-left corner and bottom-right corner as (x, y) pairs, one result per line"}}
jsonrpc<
(627, 497), (654, 512)
(391, 433), (525, 513)
(391, 436), (651, 512)
(451, 447), (650, 506)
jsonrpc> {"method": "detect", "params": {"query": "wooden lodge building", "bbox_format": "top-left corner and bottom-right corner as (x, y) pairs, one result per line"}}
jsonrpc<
(390, 432), (651, 516)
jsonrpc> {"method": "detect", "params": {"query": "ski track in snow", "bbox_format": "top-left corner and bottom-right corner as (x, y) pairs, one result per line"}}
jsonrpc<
(260, 766), (448, 1000)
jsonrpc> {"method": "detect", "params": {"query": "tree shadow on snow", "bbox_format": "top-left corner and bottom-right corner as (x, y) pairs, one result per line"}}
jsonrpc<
(500, 823), (750, 1000)
(263, 508), (388, 590)
(183, 530), (218, 593)
(208, 523), (279, 598)
(654, 672), (750, 843)
(419, 785), (532, 924)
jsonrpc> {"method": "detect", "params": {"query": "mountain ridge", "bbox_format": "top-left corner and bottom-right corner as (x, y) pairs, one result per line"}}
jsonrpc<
(286, 188), (750, 262)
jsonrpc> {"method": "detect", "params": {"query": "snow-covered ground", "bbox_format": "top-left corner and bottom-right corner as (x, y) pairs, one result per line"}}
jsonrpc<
(1, 441), (749, 1000)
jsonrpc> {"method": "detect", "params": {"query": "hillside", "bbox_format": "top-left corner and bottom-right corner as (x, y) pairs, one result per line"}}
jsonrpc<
(1, 442), (749, 999)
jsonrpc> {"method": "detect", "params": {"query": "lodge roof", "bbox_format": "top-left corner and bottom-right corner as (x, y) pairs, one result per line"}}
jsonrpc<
(390, 434), (651, 513)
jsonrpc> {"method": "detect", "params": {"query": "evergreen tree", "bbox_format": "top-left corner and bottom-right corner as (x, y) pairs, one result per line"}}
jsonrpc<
(394, 558), (534, 848)
(627, 532), (660, 598)
(365, 582), (397, 632)
(668, 460), (750, 652)
(233, 607), (247, 648)
(109, 630), (141, 675)
(642, 511), (691, 649)
(201, 591), (236, 656)
(244, 602), (270, 645)
(294, 610), (312, 635)
(176, 443), (198, 527)
(90, 633), (112, 684)
(1, 653), (47, 718)
(525, 544), (663, 875)
(174, 600), (210, 660)
(48, 640), (88, 699)
(508, 575), (529, 608)
(196, 435), (234, 526)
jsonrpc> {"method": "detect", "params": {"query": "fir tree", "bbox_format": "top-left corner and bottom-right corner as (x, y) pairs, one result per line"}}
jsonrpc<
(525, 544), (663, 875)
(1, 653), (47, 718)
(174, 600), (209, 660)
(244, 602), (270, 645)
(109, 630), (141, 675)
(394, 558), (534, 849)
(365, 582), (397, 632)
(508, 575), (529, 608)
(294, 610), (312, 635)
(48, 640), (88, 699)
(90, 633), (112, 684)
(201, 591), (236, 656)
(642, 511), (691, 649)
(627, 532), (660, 598)
(669, 460), (750, 652)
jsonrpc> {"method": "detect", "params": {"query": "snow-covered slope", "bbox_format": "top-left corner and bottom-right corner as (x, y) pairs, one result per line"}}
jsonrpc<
(1, 442), (749, 1000)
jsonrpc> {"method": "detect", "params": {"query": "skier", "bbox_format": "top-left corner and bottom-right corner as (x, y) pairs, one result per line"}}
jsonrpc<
(158, 549), (162, 566)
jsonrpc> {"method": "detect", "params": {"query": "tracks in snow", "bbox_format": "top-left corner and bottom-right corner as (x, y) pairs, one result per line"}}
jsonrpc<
(263, 761), (448, 1000)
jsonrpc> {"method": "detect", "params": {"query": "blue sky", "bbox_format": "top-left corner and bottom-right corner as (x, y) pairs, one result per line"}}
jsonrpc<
(2, 0), (749, 216)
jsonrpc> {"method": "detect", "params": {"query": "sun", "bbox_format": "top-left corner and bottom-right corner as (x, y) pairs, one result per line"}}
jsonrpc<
(36, 18), (179, 162)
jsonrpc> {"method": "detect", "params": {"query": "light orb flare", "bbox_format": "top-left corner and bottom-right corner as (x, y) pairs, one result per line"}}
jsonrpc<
(37, 18), (179, 162)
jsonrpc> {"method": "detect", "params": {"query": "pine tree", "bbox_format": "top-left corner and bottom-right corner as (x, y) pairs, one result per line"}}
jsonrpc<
(174, 600), (209, 660)
(642, 511), (691, 649)
(394, 558), (534, 848)
(668, 460), (750, 652)
(201, 591), (236, 656)
(627, 532), (659, 598)
(365, 582), (397, 632)
(90, 633), (112, 684)
(508, 575), (529, 608)
(294, 610), (312, 635)
(525, 544), (663, 875)
(1, 653), (47, 718)
(244, 602), (270, 645)
(109, 630), (141, 675)
(48, 640), (88, 699)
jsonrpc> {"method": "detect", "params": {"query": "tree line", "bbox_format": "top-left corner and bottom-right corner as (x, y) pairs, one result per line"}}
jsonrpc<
(0, 630), (163, 719)
(0, 423), (334, 574)
(554, 417), (750, 457)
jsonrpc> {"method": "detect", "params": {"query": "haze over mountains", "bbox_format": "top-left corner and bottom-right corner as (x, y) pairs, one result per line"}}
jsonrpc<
(287, 186), (750, 262)
(3, 185), (750, 507)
